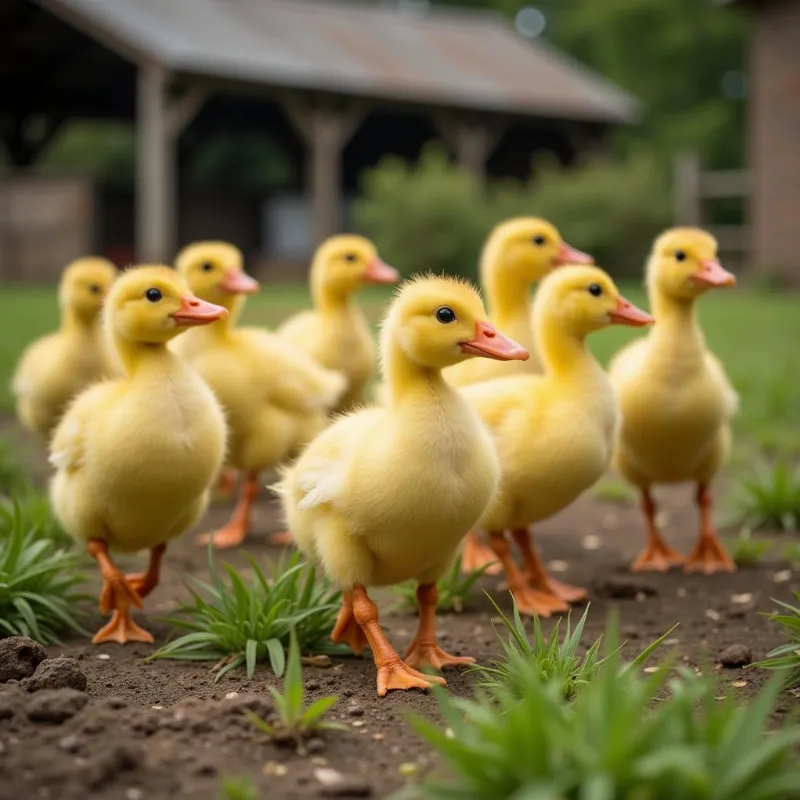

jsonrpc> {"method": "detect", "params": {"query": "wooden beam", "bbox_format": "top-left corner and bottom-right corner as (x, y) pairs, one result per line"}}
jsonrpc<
(433, 112), (503, 177)
(673, 151), (702, 226)
(166, 86), (208, 138)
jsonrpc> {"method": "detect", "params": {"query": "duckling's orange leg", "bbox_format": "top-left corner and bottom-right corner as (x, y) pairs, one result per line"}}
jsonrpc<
(87, 539), (153, 645)
(511, 528), (587, 604)
(460, 531), (502, 575)
(489, 532), (568, 616)
(632, 490), (685, 572)
(269, 531), (294, 546)
(351, 585), (446, 697)
(684, 483), (736, 574)
(126, 543), (167, 599)
(405, 583), (475, 671)
(215, 467), (238, 500)
(331, 591), (369, 655)
(196, 471), (259, 549)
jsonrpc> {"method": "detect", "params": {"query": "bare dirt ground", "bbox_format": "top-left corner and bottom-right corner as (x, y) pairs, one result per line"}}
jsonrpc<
(1, 424), (797, 800)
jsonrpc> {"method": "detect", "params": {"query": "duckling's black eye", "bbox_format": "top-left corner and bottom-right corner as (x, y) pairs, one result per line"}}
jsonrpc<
(88, 284), (101, 295)
(435, 306), (456, 324)
(200, 262), (214, 272)
(343, 253), (358, 263)
(588, 283), (603, 297)
(675, 250), (687, 262)
(532, 235), (546, 246)
(145, 288), (162, 303)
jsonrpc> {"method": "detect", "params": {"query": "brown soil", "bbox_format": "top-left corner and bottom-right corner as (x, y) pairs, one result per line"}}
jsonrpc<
(1, 429), (798, 800)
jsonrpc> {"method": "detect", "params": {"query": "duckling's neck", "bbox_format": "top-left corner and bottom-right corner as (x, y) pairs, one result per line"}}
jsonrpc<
(313, 279), (353, 315)
(187, 314), (234, 346)
(484, 268), (533, 330)
(113, 337), (177, 378)
(537, 314), (602, 384)
(384, 342), (452, 407)
(60, 306), (98, 335)
(649, 289), (706, 364)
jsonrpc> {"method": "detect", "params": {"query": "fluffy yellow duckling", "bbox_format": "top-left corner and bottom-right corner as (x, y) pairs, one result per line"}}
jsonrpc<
(277, 276), (528, 696)
(174, 241), (346, 549)
(609, 228), (738, 574)
(12, 257), (117, 440)
(461, 266), (653, 614)
(277, 235), (399, 412)
(445, 217), (592, 386)
(49, 266), (227, 644)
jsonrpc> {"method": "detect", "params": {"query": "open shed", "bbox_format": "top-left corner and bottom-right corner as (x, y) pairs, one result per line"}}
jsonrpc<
(0, 0), (637, 271)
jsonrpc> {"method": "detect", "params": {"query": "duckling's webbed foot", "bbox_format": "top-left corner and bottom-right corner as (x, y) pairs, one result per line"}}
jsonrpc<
(489, 532), (569, 617)
(632, 490), (685, 572)
(331, 592), (369, 655)
(88, 539), (153, 645)
(404, 583), (475, 670)
(196, 471), (259, 549)
(511, 528), (587, 604)
(126, 543), (166, 600)
(684, 484), (735, 575)
(351, 585), (446, 697)
(460, 531), (502, 575)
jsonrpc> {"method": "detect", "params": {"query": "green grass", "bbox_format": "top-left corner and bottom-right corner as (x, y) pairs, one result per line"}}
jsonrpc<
(729, 461), (800, 533)
(751, 591), (800, 689)
(725, 530), (772, 568)
(2, 283), (796, 455)
(393, 558), (492, 613)
(218, 777), (258, 800)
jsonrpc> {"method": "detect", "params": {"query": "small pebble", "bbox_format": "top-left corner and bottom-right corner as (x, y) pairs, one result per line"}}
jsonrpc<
(398, 763), (418, 777)
(125, 790), (144, 800)
(719, 644), (752, 668)
(372, 733), (384, 741)
(306, 738), (326, 754)
(676, 587), (688, 598)
(643, 666), (660, 674)
(773, 570), (792, 584)
(352, 720), (366, 728)
(58, 735), (81, 753)
(263, 761), (288, 777)
(731, 593), (753, 605)
(151, 705), (164, 710)
(731, 680), (748, 688)
(224, 692), (239, 700)
(581, 534), (601, 551)
(347, 705), (365, 717)
(305, 680), (320, 691)
(704, 609), (721, 622)
(96, 655), (111, 661)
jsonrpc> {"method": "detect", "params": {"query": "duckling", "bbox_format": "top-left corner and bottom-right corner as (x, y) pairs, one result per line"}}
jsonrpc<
(277, 235), (399, 412)
(461, 266), (653, 614)
(49, 266), (228, 644)
(174, 241), (346, 549)
(609, 228), (738, 574)
(276, 276), (528, 696)
(445, 217), (592, 386)
(12, 257), (118, 440)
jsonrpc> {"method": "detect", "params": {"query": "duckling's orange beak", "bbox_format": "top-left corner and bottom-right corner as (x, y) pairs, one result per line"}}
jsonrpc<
(363, 258), (399, 284)
(691, 259), (736, 288)
(460, 321), (530, 361)
(553, 241), (594, 266)
(172, 295), (229, 327)
(219, 269), (259, 294)
(608, 295), (654, 328)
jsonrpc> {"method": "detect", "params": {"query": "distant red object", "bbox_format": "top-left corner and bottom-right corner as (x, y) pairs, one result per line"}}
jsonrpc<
(104, 245), (136, 268)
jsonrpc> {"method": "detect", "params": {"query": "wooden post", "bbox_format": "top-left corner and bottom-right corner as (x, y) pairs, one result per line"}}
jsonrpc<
(433, 113), (503, 179)
(673, 151), (702, 226)
(284, 99), (364, 246)
(136, 64), (207, 262)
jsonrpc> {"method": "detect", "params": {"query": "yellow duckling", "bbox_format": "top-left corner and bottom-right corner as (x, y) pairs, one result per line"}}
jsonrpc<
(609, 228), (738, 574)
(277, 235), (399, 412)
(445, 217), (592, 386)
(460, 266), (653, 614)
(12, 257), (118, 440)
(49, 266), (228, 644)
(174, 241), (347, 549)
(277, 276), (528, 696)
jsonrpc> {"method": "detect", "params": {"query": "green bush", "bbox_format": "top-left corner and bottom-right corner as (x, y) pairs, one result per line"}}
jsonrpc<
(354, 145), (671, 282)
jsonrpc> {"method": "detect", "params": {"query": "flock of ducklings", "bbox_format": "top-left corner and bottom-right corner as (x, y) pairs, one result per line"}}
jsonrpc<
(11, 219), (738, 696)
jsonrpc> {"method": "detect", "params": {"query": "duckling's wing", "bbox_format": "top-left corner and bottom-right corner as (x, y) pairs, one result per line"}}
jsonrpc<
(706, 353), (739, 419)
(11, 336), (53, 397)
(607, 338), (649, 388)
(276, 310), (317, 345)
(48, 383), (112, 472)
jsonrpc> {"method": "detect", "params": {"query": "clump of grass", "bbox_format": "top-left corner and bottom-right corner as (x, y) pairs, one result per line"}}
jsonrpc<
(731, 461), (800, 532)
(475, 598), (669, 700)
(405, 623), (800, 800)
(592, 476), (636, 504)
(751, 591), (800, 689)
(219, 776), (258, 800)
(0, 435), (29, 495)
(780, 541), (800, 567)
(726, 529), (772, 568)
(150, 550), (344, 680)
(394, 558), (491, 613)
(0, 500), (88, 643)
(245, 632), (345, 752)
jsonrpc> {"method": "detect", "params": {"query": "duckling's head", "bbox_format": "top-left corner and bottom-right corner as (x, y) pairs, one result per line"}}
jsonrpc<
(382, 275), (529, 370)
(483, 217), (593, 287)
(59, 257), (118, 323)
(174, 241), (258, 311)
(105, 265), (228, 345)
(647, 228), (736, 300)
(535, 265), (653, 339)
(311, 235), (399, 299)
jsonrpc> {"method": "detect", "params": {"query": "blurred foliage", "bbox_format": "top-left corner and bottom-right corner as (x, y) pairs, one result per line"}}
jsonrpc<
(353, 144), (671, 280)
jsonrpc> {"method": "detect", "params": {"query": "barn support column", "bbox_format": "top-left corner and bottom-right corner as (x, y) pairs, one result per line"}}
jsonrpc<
(136, 63), (206, 262)
(434, 113), (504, 179)
(284, 99), (364, 246)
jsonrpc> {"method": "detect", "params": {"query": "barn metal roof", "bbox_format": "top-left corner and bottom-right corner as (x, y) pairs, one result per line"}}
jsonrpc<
(37, 0), (638, 123)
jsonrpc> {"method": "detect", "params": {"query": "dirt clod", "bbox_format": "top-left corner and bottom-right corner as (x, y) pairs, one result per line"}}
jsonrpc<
(0, 637), (47, 683)
(347, 705), (365, 717)
(315, 768), (372, 797)
(24, 658), (88, 693)
(58, 734), (82, 753)
(84, 742), (142, 789)
(26, 688), (89, 724)
(594, 577), (657, 599)
(719, 644), (752, 668)
(307, 737), (327, 754)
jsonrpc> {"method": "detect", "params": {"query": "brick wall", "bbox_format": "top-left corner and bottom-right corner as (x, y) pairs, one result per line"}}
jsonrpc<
(750, 0), (800, 284)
